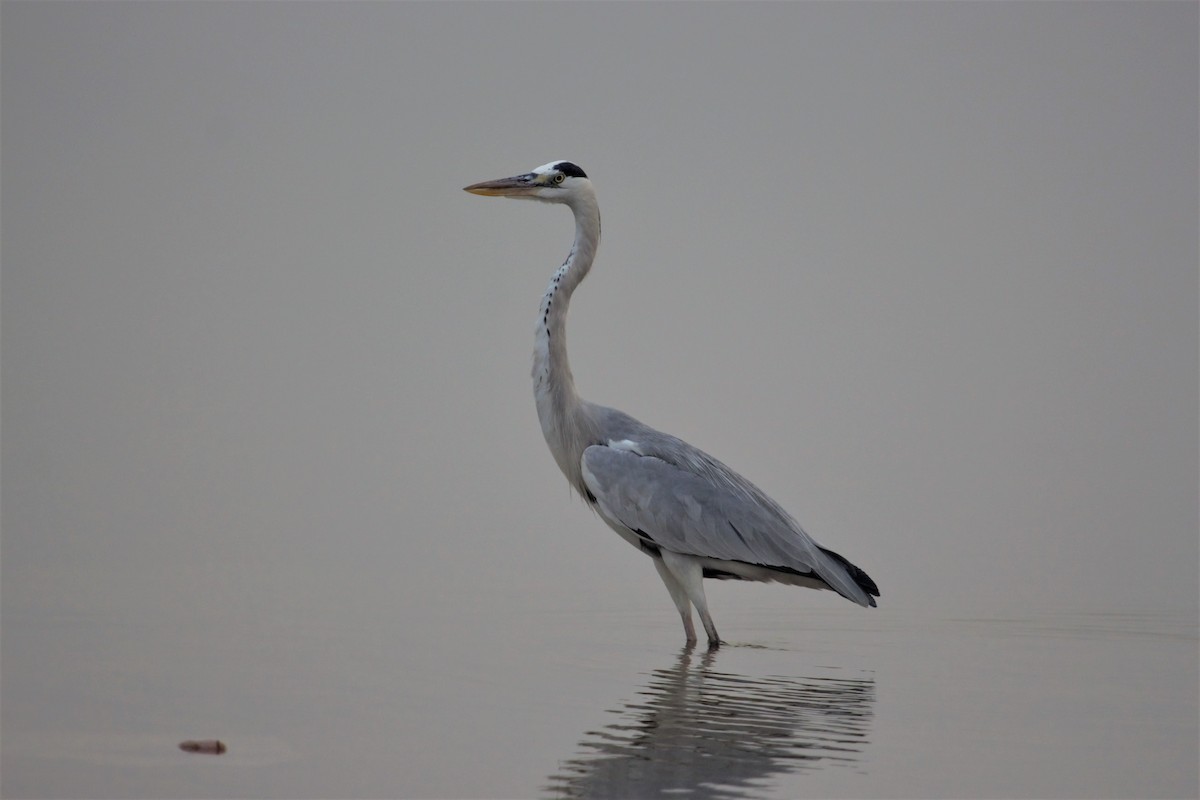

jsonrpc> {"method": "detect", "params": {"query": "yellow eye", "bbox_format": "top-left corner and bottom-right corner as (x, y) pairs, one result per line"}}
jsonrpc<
(553, 172), (566, 184)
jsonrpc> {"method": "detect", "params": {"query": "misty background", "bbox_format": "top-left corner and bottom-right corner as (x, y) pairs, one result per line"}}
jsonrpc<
(4, 4), (1195, 796)
(1, 4), (1197, 795)
(5, 0), (1195, 617)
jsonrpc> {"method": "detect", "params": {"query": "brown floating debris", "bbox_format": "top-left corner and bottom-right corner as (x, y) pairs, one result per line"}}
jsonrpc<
(179, 739), (226, 755)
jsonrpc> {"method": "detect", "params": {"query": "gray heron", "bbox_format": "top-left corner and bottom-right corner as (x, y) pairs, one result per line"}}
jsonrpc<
(465, 161), (879, 647)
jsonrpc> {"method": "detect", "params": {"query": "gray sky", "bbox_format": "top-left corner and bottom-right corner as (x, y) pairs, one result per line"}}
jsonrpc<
(3, 1), (1196, 628)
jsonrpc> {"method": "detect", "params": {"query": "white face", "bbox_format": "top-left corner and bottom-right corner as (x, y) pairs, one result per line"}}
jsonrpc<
(525, 162), (574, 198)
(532, 161), (569, 177)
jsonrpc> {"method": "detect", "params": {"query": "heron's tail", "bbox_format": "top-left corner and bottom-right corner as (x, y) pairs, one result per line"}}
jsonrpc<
(819, 546), (880, 607)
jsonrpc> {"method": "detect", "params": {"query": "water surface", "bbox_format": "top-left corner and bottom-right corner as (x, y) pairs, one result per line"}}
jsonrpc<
(3, 582), (1195, 799)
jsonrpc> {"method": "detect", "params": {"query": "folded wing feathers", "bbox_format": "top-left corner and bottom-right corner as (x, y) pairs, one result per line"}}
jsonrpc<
(581, 440), (876, 607)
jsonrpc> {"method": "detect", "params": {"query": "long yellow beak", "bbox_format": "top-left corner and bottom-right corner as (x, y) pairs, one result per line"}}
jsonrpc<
(463, 175), (537, 197)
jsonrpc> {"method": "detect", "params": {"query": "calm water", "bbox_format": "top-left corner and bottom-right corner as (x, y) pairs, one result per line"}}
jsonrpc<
(2, 587), (1196, 799)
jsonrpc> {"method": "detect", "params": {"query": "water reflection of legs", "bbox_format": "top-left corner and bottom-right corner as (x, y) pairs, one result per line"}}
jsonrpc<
(545, 647), (875, 799)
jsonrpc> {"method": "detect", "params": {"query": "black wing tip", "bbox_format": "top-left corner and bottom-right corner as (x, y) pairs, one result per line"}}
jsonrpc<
(819, 546), (880, 600)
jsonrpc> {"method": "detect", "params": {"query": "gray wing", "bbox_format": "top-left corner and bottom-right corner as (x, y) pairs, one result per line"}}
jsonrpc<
(580, 440), (876, 607)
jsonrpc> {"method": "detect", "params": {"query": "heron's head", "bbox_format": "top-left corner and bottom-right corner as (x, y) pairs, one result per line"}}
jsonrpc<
(464, 161), (591, 205)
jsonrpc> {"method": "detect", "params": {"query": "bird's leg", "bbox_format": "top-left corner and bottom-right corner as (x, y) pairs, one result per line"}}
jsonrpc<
(653, 556), (697, 645)
(698, 603), (722, 649)
(659, 551), (723, 648)
(701, 613), (722, 649)
(682, 614), (698, 646)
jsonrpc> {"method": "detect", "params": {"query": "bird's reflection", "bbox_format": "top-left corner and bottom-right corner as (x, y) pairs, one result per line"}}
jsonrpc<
(545, 647), (874, 799)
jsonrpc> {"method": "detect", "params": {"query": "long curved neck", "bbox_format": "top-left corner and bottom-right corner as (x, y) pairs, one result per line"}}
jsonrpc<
(533, 191), (601, 488)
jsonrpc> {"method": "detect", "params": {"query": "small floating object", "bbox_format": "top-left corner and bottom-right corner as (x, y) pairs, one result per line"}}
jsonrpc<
(179, 739), (226, 755)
